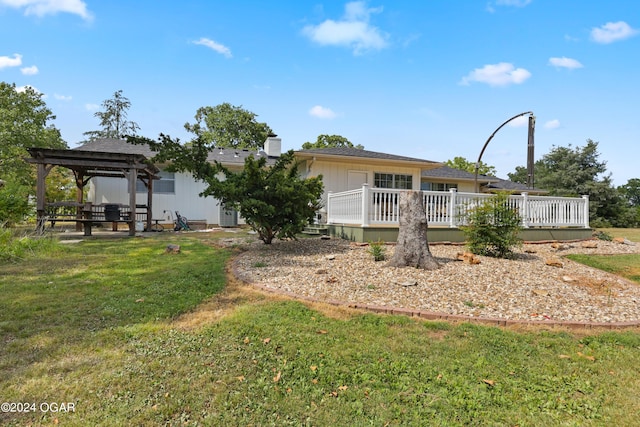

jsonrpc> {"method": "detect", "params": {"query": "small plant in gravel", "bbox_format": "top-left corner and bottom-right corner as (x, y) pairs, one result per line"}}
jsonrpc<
(367, 240), (386, 261)
(593, 230), (613, 241)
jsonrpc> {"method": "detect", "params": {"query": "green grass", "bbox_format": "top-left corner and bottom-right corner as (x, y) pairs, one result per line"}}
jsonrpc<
(1, 230), (640, 426)
(596, 228), (640, 242)
(567, 253), (640, 284)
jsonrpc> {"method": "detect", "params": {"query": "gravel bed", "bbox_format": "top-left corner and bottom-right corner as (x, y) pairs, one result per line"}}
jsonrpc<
(231, 237), (640, 324)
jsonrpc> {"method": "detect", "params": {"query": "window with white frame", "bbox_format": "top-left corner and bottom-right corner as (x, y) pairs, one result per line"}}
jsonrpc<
(136, 171), (175, 194)
(374, 173), (413, 189)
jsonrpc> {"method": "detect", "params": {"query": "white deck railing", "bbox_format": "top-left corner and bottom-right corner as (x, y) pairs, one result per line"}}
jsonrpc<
(326, 185), (589, 228)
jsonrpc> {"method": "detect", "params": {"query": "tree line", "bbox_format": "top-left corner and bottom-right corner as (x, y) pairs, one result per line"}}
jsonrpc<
(1, 83), (639, 233)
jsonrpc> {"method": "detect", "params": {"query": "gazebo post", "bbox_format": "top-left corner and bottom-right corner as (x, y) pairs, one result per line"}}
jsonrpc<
(127, 167), (137, 236)
(146, 174), (153, 232)
(35, 163), (48, 235)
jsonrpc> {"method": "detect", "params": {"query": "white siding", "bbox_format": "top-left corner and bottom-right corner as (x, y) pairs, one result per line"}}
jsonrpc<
(90, 171), (230, 225)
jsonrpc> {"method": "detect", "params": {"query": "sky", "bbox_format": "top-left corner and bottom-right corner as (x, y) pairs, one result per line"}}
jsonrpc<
(1, 0), (638, 185)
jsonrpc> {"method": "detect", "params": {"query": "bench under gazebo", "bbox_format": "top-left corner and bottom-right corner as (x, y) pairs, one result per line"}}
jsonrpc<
(27, 147), (159, 236)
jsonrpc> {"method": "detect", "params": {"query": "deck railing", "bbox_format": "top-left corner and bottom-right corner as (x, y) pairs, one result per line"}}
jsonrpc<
(326, 185), (589, 228)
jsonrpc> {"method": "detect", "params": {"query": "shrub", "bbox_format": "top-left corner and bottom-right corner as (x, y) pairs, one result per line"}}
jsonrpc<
(459, 193), (523, 259)
(592, 230), (613, 241)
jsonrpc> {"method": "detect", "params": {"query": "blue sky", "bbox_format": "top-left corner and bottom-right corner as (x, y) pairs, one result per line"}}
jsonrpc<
(1, 0), (638, 185)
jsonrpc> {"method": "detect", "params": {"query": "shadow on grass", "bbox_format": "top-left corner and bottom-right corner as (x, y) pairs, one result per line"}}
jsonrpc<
(0, 233), (231, 385)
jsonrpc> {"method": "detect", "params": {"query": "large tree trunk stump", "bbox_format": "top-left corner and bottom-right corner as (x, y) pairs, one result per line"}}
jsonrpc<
(387, 191), (440, 270)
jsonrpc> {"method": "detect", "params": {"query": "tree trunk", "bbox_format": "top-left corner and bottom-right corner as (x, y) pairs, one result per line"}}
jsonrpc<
(387, 191), (440, 270)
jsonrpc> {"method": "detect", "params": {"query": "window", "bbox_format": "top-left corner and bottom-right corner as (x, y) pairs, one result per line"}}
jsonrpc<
(136, 171), (175, 194)
(421, 182), (456, 192)
(374, 173), (413, 189)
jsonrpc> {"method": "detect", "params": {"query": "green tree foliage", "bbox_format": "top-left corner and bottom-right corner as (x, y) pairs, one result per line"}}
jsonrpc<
(184, 103), (272, 150)
(302, 134), (363, 150)
(619, 178), (640, 206)
(83, 89), (140, 141)
(0, 82), (66, 186)
(445, 156), (497, 176)
(459, 192), (523, 259)
(129, 131), (324, 244)
(0, 82), (68, 224)
(508, 140), (631, 227)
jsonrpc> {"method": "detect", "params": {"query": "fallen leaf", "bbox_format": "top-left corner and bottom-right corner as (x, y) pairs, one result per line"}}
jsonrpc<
(577, 352), (596, 361)
(482, 379), (495, 386)
(310, 365), (317, 371)
(135, 298), (145, 303)
(338, 385), (348, 391)
(287, 388), (292, 393)
(263, 337), (271, 344)
(312, 379), (318, 384)
(237, 375), (245, 382)
(436, 374), (443, 380)
(243, 337), (250, 344)
(317, 330), (328, 334)
(152, 404), (158, 411)
(273, 371), (281, 382)
(558, 354), (571, 359)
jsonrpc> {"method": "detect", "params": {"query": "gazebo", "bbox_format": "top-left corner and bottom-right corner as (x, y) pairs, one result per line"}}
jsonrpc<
(27, 147), (159, 236)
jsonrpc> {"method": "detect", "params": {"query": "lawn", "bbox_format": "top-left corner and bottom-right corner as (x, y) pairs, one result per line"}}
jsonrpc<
(1, 229), (640, 426)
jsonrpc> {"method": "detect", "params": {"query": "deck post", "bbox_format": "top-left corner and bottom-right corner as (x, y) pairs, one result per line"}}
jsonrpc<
(520, 192), (529, 228)
(361, 184), (370, 227)
(326, 191), (333, 224)
(448, 188), (457, 228)
(582, 195), (590, 228)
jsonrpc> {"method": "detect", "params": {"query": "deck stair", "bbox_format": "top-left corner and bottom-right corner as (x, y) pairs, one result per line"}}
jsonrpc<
(303, 225), (328, 236)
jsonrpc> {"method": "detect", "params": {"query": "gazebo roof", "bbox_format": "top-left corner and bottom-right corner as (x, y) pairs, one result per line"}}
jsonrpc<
(26, 147), (159, 179)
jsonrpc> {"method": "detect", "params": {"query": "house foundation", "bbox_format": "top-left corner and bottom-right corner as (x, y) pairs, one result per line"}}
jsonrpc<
(327, 224), (593, 243)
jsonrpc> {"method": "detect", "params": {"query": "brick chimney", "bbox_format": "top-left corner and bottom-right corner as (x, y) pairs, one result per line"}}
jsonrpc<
(264, 133), (281, 157)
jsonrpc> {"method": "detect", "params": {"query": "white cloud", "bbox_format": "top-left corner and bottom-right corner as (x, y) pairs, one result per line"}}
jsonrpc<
(460, 62), (531, 87)
(54, 93), (72, 101)
(309, 105), (337, 119)
(0, 53), (22, 69)
(548, 56), (583, 69)
(590, 21), (638, 44)
(0, 0), (93, 21)
(192, 37), (232, 58)
(16, 84), (41, 94)
(85, 103), (99, 111)
(544, 119), (560, 129)
(21, 65), (38, 75)
(302, 1), (389, 55)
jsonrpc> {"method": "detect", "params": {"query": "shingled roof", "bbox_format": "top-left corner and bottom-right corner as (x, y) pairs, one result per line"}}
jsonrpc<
(421, 165), (499, 182)
(295, 147), (441, 166)
(75, 138), (276, 166)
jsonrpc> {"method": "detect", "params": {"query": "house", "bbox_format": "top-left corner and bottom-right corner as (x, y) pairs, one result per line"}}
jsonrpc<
(77, 138), (590, 242)
(76, 137), (281, 226)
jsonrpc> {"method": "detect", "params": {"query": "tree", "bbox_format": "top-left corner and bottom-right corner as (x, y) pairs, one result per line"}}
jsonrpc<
(128, 132), (324, 244)
(0, 82), (68, 224)
(184, 103), (272, 150)
(619, 178), (640, 206)
(302, 134), (363, 150)
(386, 191), (440, 270)
(508, 140), (630, 227)
(83, 89), (140, 140)
(445, 156), (497, 176)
